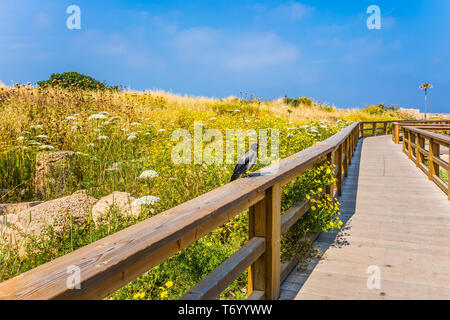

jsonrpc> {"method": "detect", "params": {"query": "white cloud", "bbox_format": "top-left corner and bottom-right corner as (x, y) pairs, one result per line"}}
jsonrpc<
(172, 27), (300, 70)
(71, 30), (165, 71)
(248, 1), (312, 23)
(274, 2), (312, 22)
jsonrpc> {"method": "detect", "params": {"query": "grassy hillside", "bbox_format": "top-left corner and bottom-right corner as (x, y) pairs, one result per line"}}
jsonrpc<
(0, 86), (412, 299)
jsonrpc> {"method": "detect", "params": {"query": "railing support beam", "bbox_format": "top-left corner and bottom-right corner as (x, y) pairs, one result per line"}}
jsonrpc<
(248, 184), (281, 300)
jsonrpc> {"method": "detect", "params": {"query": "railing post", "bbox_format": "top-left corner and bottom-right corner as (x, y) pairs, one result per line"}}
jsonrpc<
(408, 131), (412, 159)
(326, 152), (334, 199)
(248, 184), (281, 300)
(428, 139), (440, 181)
(348, 135), (352, 165)
(394, 123), (400, 144)
(415, 134), (420, 167)
(265, 184), (281, 300)
(360, 123), (364, 138)
(402, 128), (406, 154)
(336, 144), (343, 196)
(373, 122), (377, 136)
(343, 139), (348, 177)
(384, 122), (388, 135)
(417, 135), (425, 167)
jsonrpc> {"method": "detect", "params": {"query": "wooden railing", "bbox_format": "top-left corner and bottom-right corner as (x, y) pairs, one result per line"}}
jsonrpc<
(0, 119), (447, 300)
(0, 123), (362, 300)
(392, 120), (450, 144)
(359, 121), (394, 137)
(402, 126), (450, 200)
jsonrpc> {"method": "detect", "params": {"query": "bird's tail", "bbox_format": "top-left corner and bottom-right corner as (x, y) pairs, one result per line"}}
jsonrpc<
(230, 172), (240, 182)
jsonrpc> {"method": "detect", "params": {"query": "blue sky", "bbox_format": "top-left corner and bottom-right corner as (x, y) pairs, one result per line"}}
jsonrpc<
(0, 1), (449, 112)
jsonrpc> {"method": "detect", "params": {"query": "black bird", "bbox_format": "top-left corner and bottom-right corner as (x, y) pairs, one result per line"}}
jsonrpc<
(230, 144), (259, 182)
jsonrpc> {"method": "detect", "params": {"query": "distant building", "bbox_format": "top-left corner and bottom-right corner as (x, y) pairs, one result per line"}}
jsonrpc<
(399, 108), (449, 120)
(399, 108), (421, 119)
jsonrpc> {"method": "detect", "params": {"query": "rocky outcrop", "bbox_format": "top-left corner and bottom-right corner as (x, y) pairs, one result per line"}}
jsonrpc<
(35, 151), (75, 200)
(0, 201), (43, 216)
(0, 190), (151, 256)
(0, 190), (97, 252)
(91, 191), (141, 225)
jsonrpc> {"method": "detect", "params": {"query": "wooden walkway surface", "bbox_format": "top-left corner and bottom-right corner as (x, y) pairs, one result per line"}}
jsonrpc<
(280, 135), (450, 300)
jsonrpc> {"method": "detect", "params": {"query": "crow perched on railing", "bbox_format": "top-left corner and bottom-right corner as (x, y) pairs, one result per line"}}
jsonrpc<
(230, 144), (259, 182)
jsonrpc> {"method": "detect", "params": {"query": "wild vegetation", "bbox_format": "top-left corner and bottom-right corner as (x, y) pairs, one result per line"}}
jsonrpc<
(0, 84), (412, 299)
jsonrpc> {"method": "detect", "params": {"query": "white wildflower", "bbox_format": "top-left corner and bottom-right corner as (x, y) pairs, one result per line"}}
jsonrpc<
(39, 145), (55, 150)
(88, 114), (107, 120)
(137, 170), (159, 179)
(36, 134), (49, 139)
(132, 196), (160, 206)
(65, 116), (77, 121)
(98, 135), (108, 140)
(127, 134), (137, 140)
(28, 140), (41, 146)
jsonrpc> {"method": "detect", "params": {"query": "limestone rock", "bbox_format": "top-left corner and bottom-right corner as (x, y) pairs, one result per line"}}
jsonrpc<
(35, 151), (75, 200)
(0, 201), (43, 216)
(91, 191), (141, 225)
(1, 191), (97, 242)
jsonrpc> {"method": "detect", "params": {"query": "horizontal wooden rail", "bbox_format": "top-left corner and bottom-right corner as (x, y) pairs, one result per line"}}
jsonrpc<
(402, 126), (450, 200)
(392, 121), (450, 144)
(182, 237), (265, 300)
(0, 122), (360, 300)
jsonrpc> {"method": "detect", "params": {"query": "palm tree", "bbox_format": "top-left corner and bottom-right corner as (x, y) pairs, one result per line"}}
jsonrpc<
(419, 83), (433, 120)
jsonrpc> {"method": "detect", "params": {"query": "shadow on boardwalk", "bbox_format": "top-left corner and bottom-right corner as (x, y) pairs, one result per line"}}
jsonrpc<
(279, 138), (363, 299)
(280, 135), (450, 300)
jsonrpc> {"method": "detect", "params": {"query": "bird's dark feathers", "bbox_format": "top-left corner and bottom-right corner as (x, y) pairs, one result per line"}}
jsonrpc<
(230, 144), (258, 182)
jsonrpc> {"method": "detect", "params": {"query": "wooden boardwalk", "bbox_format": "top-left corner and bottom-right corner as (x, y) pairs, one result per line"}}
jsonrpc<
(281, 135), (450, 300)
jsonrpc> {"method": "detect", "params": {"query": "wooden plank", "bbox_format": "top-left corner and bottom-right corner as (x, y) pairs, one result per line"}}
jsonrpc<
(248, 198), (267, 296)
(265, 184), (282, 300)
(281, 200), (310, 234)
(247, 290), (265, 300)
(183, 237), (265, 300)
(432, 156), (449, 171)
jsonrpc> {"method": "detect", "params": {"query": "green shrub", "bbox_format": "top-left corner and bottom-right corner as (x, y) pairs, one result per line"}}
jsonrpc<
(363, 105), (384, 115)
(37, 72), (118, 91)
(284, 97), (314, 108)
